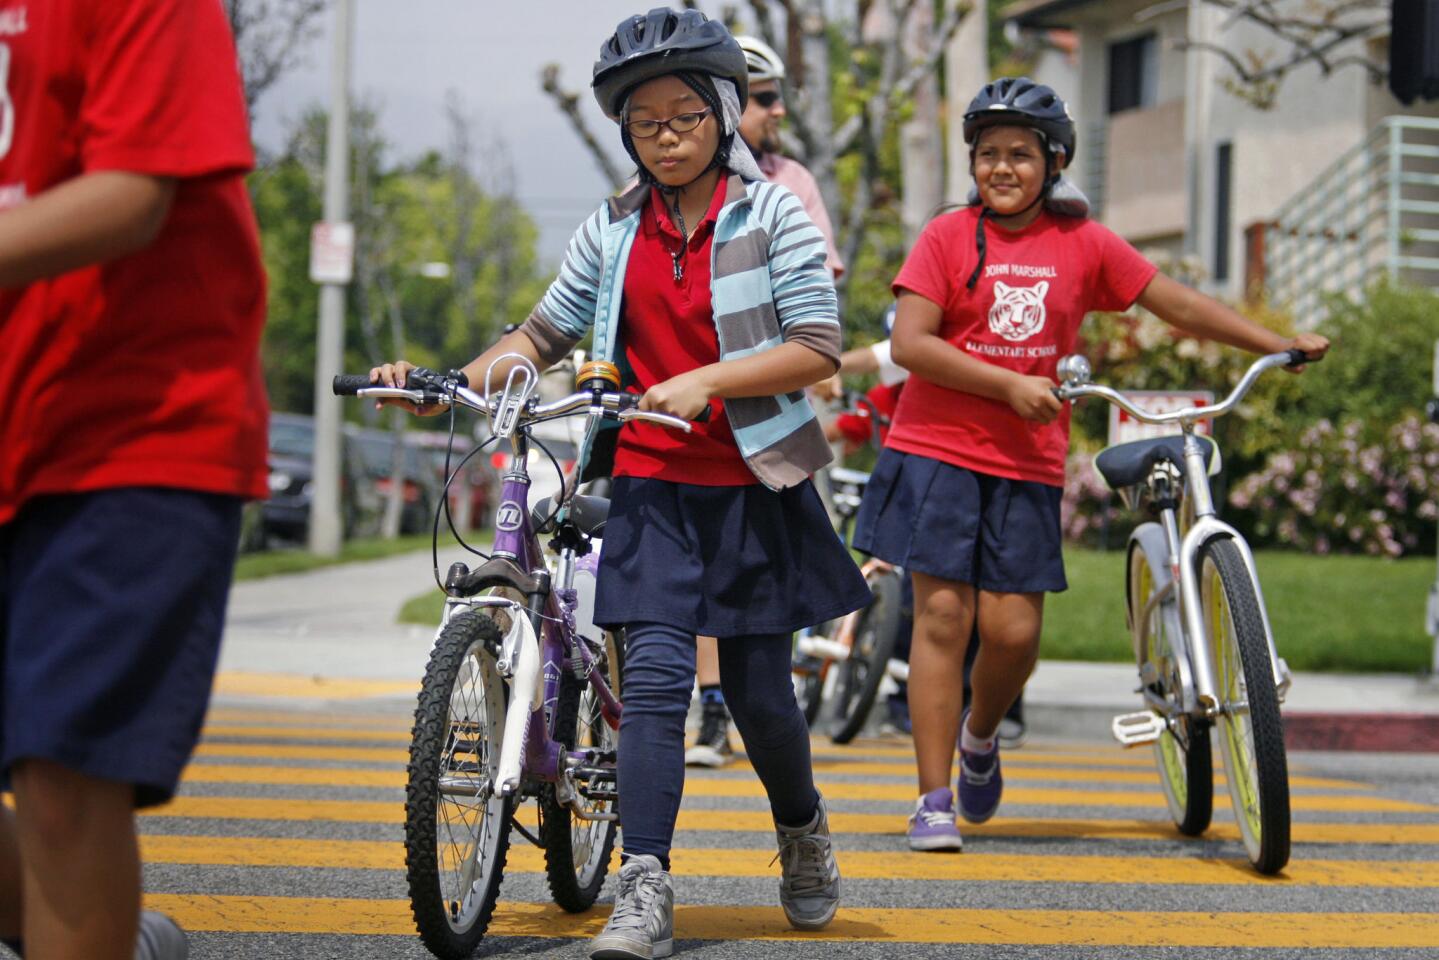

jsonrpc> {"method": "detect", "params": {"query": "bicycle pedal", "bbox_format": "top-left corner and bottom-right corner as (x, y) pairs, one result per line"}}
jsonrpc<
(1111, 711), (1166, 748)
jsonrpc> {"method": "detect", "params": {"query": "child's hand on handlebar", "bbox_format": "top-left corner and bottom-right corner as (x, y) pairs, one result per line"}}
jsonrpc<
(1007, 374), (1064, 423)
(640, 369), (713, 422)
(369, 360), (449, 416)
(1283, 333), (1330, 372)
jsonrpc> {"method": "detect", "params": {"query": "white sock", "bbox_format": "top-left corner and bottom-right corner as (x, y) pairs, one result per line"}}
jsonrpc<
(961, 721), (996, 755)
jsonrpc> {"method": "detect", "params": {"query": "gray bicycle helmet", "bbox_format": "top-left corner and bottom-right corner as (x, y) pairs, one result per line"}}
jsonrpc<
(962, 76), (1075, 166)
(592, 7), (748, 119)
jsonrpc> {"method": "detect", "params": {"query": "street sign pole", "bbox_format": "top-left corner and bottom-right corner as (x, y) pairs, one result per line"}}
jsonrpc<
(308, 0), (354, 557)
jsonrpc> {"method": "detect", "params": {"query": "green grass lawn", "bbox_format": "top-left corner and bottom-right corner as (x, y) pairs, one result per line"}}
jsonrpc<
(393, 548), (1436, 674)
(1047, 547), (1435, 674)
(234, 534), (434, 581)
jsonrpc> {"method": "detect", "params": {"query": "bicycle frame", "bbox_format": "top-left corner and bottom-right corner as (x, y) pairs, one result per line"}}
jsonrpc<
(1059, 350), (1302, 721)
(1146, 426), (1291, 719)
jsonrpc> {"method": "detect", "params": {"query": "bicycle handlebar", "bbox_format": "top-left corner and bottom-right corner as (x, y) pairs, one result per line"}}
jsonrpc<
(332, 368), (697, 433)
(1054, 349), (1321, 426)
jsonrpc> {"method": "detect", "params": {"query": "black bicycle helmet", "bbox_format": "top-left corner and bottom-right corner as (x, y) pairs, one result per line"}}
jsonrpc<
(592, 7), (748, 119)
(962, 77), (1076, 166)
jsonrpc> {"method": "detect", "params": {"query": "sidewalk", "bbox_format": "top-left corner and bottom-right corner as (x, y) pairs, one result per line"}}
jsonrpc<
(1025, 659), (1439, 752)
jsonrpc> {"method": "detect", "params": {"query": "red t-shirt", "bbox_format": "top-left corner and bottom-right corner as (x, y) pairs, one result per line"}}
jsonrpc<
(0, 0), (269, 525)
(888, 207), (1156, 486)
(612, 178), (757, 486)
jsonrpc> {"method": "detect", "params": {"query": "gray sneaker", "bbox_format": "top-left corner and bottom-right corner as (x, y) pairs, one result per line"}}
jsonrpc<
(135, 911), (188, 960)
(589, 855), (675, 960)
(773, 797), (841, 930)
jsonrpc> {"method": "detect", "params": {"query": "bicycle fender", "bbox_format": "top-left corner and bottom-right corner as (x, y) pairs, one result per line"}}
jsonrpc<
(495, 611), (543, 797)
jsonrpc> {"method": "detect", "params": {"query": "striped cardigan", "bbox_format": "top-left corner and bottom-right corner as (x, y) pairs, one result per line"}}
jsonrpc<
(520, 174), (842, 491)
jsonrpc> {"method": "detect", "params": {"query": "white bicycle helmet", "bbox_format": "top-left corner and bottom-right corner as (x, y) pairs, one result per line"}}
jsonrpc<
(736, 35), (786, 82)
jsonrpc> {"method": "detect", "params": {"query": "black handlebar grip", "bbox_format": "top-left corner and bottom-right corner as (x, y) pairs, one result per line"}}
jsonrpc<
(1286, 347), (1322, 366)
(693, 405), (713, 423)
(333, 374), (374, 396)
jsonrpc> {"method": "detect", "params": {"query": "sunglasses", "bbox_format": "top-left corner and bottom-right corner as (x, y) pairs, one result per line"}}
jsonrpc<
(750, 90), (783, 109)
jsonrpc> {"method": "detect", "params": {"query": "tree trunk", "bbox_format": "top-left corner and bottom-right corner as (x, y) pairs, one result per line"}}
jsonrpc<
(900, 1), (944, 246)
(944, 0), (988, 203)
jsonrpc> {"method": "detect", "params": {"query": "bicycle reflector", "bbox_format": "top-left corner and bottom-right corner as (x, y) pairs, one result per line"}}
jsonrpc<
(577, 361), (622, 392)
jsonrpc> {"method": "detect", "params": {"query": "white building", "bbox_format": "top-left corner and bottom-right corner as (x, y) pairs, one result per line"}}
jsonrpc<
(1003, 0), (1439, 316)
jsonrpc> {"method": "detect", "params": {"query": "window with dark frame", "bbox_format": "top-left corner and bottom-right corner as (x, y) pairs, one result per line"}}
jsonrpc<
(1108, 33), (1157, 114)
(1215, 141), (1233, 282)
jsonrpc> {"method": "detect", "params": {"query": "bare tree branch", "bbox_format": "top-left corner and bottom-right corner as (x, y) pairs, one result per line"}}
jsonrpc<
(1177, 0), (1388, 109)
(224, 0), (329, 115)
(540, 64), (628, 192)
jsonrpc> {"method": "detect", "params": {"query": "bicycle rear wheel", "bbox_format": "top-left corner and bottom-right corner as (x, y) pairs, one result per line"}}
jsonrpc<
(1201, 535), (1290, 874)
(405, 610), (513, 959)
(1127, 536), (1212, 836)
(541, 629), (624, 912)
(791, 626), (833, 727)
(829, 570), (903, 744)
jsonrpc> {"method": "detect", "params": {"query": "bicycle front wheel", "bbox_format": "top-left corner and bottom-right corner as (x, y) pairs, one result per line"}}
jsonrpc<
(1201, 536), (1291, 874)
(1127, 536), (1212, 836)
(541, 629), (624, 912)
(405, 611), (513, 959)
(830, 570), (903, 744)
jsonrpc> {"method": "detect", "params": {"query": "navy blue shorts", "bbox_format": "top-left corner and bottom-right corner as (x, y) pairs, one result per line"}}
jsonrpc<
(852, 449), (1067, 594)
(594, 477), (871, 637)
(0, 488), (243, 807)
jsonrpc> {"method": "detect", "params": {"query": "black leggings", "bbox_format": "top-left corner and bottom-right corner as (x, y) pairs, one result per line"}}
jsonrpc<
(618, 622), (820, 868)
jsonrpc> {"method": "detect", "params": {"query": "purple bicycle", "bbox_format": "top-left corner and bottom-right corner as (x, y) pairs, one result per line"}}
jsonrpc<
(334, 356), (693, 959)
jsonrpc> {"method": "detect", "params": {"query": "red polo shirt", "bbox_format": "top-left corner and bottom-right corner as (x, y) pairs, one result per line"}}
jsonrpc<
(0, 0), (269, 525)
(613, 177), (757, 486)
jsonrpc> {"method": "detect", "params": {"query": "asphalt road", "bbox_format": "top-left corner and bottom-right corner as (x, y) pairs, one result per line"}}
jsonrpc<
(119, 695), (1439, 960)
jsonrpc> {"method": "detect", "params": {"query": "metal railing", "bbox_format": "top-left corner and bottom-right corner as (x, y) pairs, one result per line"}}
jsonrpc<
(1263, 116), (1439, 323)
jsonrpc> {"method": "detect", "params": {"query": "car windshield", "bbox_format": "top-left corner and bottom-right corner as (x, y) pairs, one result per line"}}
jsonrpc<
(270, 418), (314, 459)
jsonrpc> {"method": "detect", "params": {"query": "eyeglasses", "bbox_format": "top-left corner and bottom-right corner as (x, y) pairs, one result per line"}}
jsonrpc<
(624, 108), (712, 140)
(750, 90), (783, 109)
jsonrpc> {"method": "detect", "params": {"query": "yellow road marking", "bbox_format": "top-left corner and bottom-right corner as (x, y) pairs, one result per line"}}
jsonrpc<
(143, 895), (1439, 947)
(193, 743), (408, 763)
(212, 673), (416, 700)
(136, 835), (1439, 888)
(204, 709), (412, 728)
(174, 763), (1427, 812)
(140, 796), (1439, 845)
(202, 725), (411, 743)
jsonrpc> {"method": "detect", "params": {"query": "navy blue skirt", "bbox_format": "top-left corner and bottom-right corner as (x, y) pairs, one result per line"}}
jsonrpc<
(852, 448), (1067, 594)
(594, 477), (871, 637)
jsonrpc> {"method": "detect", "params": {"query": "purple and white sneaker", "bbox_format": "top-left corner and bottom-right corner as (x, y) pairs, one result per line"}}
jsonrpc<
(957, 739), (1003, 825)
(906, 787), (963, 851)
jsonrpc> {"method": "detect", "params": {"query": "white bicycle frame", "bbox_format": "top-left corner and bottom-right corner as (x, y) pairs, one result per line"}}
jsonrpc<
(1058, 352), (1297, 721)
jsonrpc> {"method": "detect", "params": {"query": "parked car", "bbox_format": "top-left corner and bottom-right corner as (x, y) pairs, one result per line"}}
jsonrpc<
(258, 411), (327, 545)
(344, 426), (444, 537)
(409, 430), (499, 531)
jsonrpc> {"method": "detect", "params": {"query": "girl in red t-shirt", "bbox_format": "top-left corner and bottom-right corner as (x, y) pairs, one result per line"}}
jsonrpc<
(852, 77), (1329, 852)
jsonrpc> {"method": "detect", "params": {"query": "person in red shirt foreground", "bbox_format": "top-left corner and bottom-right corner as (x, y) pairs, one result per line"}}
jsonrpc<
(0, 1), (268, 956)
(851, 77), (1329, 852)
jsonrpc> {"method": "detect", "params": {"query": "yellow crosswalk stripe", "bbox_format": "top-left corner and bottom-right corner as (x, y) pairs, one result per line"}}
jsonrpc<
(211, 672), (415, 700)
(174, 763), (1429, 812)
(140, 795), (1439, 845)
(143, 894), (1439, 948)
(136, 835), (1439, 888)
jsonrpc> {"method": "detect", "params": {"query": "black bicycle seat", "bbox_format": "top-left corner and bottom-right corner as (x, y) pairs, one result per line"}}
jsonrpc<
(531, 494), (610, 537)
(1094, 435), (1219, 491)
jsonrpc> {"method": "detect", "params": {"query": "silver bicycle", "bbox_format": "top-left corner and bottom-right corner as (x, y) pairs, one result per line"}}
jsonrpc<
(1056, 348), (1318, 875)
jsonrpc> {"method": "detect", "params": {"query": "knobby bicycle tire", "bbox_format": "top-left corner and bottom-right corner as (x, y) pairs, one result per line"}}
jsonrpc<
(792, 625), (834, 727)
(405, 611), (513, 959)
(1202, 536), (1291, 874)
(541, 629), (624, 912)
(830, 569), (903, 744)
(1127, 538), (1213, 836)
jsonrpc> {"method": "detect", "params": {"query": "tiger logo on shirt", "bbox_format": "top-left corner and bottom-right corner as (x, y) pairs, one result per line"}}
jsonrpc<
(988, 280), (1049, 342)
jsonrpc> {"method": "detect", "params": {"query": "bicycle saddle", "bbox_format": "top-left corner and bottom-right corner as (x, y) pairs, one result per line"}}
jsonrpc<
(1094, 435), (1220, 491)
(531, 494), (610, 537)
(829, 467), (872, 489)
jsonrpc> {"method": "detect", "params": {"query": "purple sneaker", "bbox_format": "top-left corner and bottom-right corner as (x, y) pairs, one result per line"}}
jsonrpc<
(906, 787), (963, 851)
(957, 736), (1003, 825)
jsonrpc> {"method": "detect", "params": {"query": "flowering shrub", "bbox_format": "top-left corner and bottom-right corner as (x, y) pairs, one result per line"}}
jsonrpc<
(1228, 416), (1439, 557)
(1060, 450), (1130, 548)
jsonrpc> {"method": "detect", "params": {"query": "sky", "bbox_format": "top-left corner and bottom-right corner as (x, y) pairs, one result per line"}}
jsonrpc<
(252, 1), (733, 266)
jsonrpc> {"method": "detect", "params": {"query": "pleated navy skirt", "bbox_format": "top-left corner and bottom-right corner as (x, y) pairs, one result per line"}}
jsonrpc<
(593, 477), (871, 637)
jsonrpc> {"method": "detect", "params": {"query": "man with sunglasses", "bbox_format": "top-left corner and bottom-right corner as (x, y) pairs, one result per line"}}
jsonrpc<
(736, 35), (843, 278)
